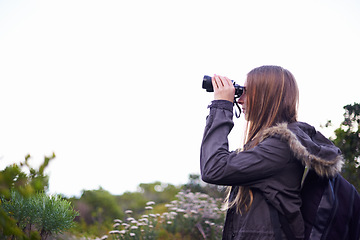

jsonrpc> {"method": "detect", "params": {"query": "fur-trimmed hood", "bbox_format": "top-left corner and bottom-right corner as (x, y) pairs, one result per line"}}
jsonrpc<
(259, 122), (343, 178)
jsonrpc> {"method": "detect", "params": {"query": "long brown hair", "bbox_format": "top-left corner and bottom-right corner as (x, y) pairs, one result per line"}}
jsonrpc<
(225, 65), (299, 213)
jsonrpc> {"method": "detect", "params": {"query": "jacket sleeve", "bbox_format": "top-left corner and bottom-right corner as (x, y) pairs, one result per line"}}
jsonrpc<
(200, 100), (292, 186)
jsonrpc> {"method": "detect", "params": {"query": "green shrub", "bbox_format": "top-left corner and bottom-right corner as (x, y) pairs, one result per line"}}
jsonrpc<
(1, 191), (78, 240)
(0, 154), (54, 239)
(0, 191), (78, 239)
(0, 153), (79, 240)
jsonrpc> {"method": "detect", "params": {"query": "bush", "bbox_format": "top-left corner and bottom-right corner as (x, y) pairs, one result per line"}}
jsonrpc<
(0, 154), (54, 239)
(162, 191), (224, 239)
(102, 190), (225, 240)
(1, 191), (79, 240)
(0, 154), (78, 240)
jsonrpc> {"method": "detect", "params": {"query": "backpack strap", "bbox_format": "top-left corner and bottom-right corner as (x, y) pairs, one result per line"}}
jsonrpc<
(308, 178), (336, 239)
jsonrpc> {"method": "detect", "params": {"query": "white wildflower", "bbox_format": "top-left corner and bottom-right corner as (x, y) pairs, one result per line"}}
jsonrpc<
(130, 233), (135, 237)
(139, 218), (149, 223)
(146, 201), (155, 205)
(199, 193), (209, 198)
(109, 230), (121, 234)
(122, 223), (130, 228)
(130, 226), (138, 230)
(125, 210), (133, 214)
(145, 206), (153, 210)
(170, 212), (178, 216)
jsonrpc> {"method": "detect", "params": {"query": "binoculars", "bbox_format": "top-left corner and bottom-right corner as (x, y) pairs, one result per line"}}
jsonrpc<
(202, 75), (245, 99)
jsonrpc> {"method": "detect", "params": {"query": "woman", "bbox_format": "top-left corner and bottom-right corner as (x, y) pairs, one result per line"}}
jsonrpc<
(200, 65), (343, 240)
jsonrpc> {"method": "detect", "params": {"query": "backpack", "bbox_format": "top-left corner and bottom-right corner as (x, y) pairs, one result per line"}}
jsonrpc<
(268, 169), (360, 240)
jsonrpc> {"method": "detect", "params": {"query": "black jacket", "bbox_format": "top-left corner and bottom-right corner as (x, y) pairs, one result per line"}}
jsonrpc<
(200, 100), (343, 240)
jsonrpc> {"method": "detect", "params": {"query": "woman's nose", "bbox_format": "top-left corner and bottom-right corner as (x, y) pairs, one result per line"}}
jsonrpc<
(237, 94), (245, 104)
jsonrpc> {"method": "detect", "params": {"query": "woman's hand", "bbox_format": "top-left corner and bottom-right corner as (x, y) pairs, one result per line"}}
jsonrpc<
(212, 74), (235, 102)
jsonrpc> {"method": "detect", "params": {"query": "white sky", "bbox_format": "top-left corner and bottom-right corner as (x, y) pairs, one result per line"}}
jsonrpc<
(0, 0), (359, 197)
